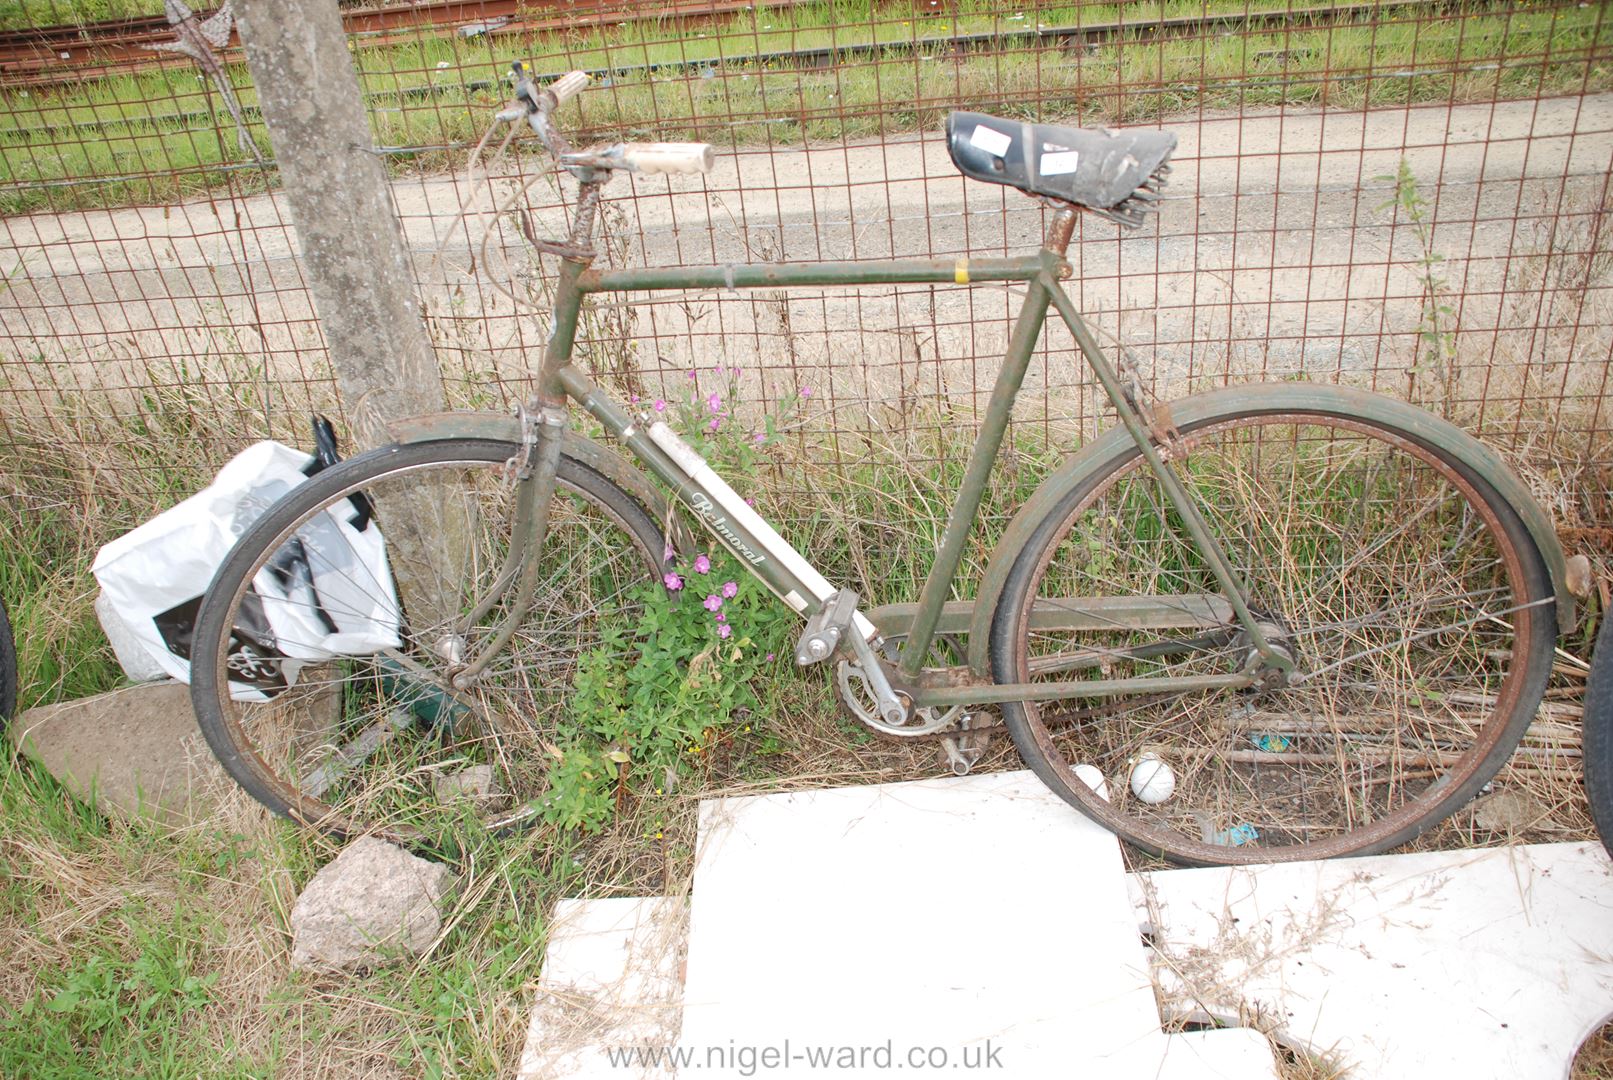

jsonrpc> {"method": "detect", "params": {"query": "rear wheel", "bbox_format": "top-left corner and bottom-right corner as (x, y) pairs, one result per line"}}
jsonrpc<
(189, 439), (667, 849)
(990, 402), (1555, 865)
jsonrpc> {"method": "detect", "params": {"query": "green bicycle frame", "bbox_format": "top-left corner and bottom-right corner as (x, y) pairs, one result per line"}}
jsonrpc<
(495, 209), (1285, 709)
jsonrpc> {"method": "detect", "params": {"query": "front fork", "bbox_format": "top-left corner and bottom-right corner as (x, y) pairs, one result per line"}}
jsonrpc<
(448, 403), (568, 688)
(447, 249), (596, 686)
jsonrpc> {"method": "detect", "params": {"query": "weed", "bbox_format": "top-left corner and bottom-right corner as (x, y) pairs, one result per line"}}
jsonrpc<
(1378, 158), (1458, 415)
(542, 371), (801, 831)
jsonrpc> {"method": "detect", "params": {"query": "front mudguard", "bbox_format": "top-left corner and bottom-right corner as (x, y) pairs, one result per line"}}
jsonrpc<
(385, 411), (696, 555)
(965, 383), (1577, 675)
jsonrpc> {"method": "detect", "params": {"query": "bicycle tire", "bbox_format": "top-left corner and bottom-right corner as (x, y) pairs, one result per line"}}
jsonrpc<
(1582, 607), (1613, 860)
(0, 595), (15, 726)
(989, 392), (1556, 865)
(189, 439), (668, 848)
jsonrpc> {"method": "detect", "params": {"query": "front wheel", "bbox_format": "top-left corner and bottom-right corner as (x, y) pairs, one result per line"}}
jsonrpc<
(990, 394), (1556, 865)
(189, 439), (669, 849)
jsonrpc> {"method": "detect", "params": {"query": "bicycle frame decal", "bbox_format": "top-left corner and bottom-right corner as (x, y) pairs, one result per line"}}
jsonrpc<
(684, 491), (768, 569)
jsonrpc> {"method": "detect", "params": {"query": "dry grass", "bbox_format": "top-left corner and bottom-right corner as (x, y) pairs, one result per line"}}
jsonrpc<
(1577, 1021), (1613, 1080)
(0, 126), (1608, 1080)
(2, 295), (1608, 1071)
(5, 406), (1605, 1075)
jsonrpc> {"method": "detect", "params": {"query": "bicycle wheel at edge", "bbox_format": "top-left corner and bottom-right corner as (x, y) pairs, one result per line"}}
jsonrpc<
(189, 439), (667, 848)
(989, 395), (1556, 866)
(1582, 603), (1613, 860)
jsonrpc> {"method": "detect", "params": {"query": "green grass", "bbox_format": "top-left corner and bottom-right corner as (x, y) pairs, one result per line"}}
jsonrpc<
(0, 728), (594, 1076)
(1, 325), (1604, 1074)
(0, 0), (158, 27)
(0, 370), (1059, 1074)
(2, 0), (1608, 214)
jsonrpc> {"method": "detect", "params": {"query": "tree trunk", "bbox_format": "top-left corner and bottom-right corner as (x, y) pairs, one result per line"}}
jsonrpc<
(235, 0), (467, 632)
(234, 0), (445, 447)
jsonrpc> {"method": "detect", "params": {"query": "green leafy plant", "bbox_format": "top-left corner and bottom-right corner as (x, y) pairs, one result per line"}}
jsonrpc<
(542, 366), (801, 831)
(1379, 158), (1458, 413)
(542, 547), (790, 831)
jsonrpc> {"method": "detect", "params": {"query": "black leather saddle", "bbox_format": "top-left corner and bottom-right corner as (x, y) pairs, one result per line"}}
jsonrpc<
(946, 112), (1176, 228)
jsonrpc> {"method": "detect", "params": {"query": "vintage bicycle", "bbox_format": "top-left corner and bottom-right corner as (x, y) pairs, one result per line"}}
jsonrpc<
(188, 68), (1582, 866)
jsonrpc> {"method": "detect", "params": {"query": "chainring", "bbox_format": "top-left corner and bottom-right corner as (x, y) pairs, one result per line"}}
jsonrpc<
(834, 634), (967, 738)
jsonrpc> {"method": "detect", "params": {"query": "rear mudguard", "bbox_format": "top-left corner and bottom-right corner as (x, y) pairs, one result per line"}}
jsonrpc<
(964, 383), (1576, 675)
(385, 411), (696, 555)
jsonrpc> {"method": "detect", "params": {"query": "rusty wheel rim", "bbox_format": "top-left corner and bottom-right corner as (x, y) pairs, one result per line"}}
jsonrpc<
(1011, 412), (1539, 864)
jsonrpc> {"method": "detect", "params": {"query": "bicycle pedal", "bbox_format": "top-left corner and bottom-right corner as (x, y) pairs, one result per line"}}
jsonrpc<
(940, 734), (985, 777)
(795, 589), (860, 666)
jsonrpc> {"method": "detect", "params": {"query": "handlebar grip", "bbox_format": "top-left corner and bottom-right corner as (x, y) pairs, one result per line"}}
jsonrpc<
(549, 70), (590, 105)
(621, 142), (715, 175)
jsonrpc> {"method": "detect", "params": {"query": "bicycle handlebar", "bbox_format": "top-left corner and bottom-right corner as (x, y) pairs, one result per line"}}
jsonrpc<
(547, 70), (590, 106)
(503, 64), (715, 177)
(619, 143), (716, 174)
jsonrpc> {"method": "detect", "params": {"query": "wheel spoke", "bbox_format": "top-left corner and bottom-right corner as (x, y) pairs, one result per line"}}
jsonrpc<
(189, 445), (664, 847)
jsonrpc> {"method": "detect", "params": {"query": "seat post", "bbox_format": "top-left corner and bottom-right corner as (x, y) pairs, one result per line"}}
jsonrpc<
(1043, 206), (1078, 256)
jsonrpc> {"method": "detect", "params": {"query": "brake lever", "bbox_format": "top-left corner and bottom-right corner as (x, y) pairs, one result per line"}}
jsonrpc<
(496, 60), (541, 123)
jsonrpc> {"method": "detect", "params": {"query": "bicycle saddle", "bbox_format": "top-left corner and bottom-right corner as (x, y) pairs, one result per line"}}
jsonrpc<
(946, 112), (1176, 228)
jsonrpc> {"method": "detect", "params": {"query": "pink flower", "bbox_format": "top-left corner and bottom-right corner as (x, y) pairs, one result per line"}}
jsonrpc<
(753, 432), (765, 444)
(663, 572), (683, 590)
(707, 392), (723, 413)
(704, 594), (722, 612)
(630, 393), (640, 403)
(744, 497), (754, 506)
(663, 541), (676, 562)
(694, 554), (711, 574)
(766, 652), (775, 661)
(715, 613), (726, 622)
(721, 581), (738, 599)
(653, 399), (667, 412)
(718, 623), (732, 639)
(800, 386), (812, 398)
(687, 369), (698, 380)
(709, 417), (721, 432)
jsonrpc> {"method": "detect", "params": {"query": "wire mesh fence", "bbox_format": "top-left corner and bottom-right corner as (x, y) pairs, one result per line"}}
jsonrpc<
(1, 0), (1610, 570)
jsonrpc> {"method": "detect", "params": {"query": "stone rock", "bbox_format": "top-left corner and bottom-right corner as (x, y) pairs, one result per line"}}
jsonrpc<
(9, 679), (340, 828)
(289, 836), (454, 973)
(8, 681), (232, 826)
(1472, 788), (1546, 833)
(435, 764), (500, 802)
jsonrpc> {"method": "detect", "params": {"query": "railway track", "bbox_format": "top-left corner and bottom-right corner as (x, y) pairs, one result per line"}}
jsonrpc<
(0, 0), (1480, 138)
(0, 0), (809, 89)
(3, 0), (1470, 93)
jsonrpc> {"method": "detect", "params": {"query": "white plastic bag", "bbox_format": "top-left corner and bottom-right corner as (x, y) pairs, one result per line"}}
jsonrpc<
(92, 440), (401, 701)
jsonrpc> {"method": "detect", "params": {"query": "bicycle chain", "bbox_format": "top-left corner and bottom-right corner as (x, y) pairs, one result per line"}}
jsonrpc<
(847, 683), (1186, 745)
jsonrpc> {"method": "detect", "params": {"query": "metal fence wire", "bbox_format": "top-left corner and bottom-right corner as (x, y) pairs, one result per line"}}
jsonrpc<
(1, 0), (1609, 566)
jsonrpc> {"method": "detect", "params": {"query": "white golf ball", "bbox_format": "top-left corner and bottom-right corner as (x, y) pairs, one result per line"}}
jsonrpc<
(1130, 753), (1176, 804)
(1072, 763), (1110, 802)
